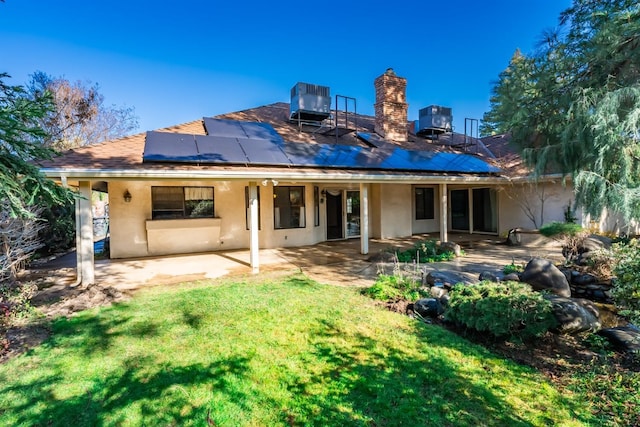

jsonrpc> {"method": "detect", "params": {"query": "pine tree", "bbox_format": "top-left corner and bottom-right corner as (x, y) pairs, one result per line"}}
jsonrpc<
(482, 0), (640, 221)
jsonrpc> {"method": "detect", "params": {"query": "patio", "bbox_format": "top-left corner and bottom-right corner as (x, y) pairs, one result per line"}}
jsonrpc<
(29, 233), (564, 292)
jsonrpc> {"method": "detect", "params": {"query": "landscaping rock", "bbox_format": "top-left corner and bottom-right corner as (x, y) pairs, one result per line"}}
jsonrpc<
(479, 271), (500, 282)
(520, 258), (571, 297)
(545, 295), (601, 334)
(598, 326), (640, 353)
(502, 273), (521, 282)
(424, 270), (476, 289)
(572, 273), (599, 286)
(581, 235), (613, 252)
(438, 241), (462, 257)
(414, 298), (444, 318)
(429, 286), (448, 299)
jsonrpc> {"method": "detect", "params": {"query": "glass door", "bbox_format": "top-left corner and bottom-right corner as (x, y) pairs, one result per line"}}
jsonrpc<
(346, 191), (360, 238)
(450, 189), (470, 231)
(326, 191), (343, 240)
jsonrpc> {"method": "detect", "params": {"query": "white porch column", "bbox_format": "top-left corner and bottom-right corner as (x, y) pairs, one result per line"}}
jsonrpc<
(74, 191), (82, 285)
(248, 181), (260, 274)
(360, 183), (369, 255)
(78, 181), (95, 285)
(468, 188), (474, 235)
(439, 183), (448, 243)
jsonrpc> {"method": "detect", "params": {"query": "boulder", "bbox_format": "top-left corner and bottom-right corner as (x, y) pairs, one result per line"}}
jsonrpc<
(414, 298), (444, 318)
(424, 270), (476, 289)
(520, 258), (571, 297)
(429, 286), (450, 306)
(598, 325), (640, 353)
(438, 241), (462, 257)
(545, 295), (601, 334)
(580, 235), (613, 253)
(479, 271), (500, 282)
(572, 273), (599, 286)
(502, 273), (521, 282)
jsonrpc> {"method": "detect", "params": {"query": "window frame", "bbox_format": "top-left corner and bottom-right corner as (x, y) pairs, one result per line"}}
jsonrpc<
(414, 187), (435, 220)
(273, 186), (306, 229)
(151, 186), (215, 220)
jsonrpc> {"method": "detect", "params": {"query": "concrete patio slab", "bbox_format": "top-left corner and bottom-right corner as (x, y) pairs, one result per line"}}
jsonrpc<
(28, 233), (564, 291)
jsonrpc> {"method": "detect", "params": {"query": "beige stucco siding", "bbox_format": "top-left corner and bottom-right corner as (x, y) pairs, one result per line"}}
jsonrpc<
(109, 180), (325, 258)
(497, 181), (578, 234)
(378, 184), (412, 239)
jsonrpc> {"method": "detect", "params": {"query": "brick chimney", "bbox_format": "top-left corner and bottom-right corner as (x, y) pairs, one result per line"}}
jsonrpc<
(374, 68), (408, 142)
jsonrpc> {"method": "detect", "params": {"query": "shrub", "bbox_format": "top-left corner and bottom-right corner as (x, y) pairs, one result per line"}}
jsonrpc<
(362, 274), (426, 301)
(395, 240), (457, 264)
(539, 221), (583, 238)
(502, 260), (524, 275)
(445, 281), (557, 340)
(610, 238), (640, 325)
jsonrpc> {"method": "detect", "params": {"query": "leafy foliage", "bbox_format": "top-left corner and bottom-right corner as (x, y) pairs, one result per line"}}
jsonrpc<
(0, 73), (73, 218)
(362, 274), (427, 302)
(395, 239), (457, 263)
(539, 221), (583, 238)
(482, 0), (640, 222)
(27, 71), (138, 150)
(610, 238), (640, 324)
(502, 261), (524, 275)
(445, 281), (557, 340)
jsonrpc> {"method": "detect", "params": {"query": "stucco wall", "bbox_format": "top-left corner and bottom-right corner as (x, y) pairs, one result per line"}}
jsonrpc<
(108, 180), (326, 258)
(378, 184), (412, 238)
(497, 181), (577, 235)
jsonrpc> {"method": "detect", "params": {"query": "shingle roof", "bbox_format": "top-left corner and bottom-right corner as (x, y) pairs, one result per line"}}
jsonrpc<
(39, 103), (508, 174)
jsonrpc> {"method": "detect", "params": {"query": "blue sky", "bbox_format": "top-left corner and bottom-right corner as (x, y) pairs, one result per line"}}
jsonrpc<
(1, 0), (571, 135)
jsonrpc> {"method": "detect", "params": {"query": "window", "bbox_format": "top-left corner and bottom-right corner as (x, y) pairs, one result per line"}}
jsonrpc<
(415, 187), (435, 220)
(245, 186), (261, 230)
(151, 186), (214, 219)
(274, 186), (306, 229)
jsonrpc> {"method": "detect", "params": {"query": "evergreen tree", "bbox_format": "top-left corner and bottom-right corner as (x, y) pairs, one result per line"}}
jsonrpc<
(482, 0), (640, 221)
(0, 73), (72, 217)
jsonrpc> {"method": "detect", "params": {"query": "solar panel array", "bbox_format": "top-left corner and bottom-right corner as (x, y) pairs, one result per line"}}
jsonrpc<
(143, 119), (501, 174)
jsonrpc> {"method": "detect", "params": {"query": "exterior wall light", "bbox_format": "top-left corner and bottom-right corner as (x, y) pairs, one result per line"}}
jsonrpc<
(123, 189), (132, 203)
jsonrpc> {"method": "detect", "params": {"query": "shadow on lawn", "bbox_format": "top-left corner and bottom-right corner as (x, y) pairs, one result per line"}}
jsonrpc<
(3, 355), (252, 426)
(279, 319), (592, 426)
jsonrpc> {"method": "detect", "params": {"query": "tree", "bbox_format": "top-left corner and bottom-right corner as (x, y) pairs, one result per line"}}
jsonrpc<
(27, 71), (138, 150)
(482, 0), (640, 221)
(0, 72), (72, 218)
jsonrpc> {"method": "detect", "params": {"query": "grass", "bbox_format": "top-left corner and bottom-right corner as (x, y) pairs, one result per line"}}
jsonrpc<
(0, 274), (597, 426)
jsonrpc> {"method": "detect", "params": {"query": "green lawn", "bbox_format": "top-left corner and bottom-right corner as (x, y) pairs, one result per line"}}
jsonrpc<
(0, 274), (594, 426)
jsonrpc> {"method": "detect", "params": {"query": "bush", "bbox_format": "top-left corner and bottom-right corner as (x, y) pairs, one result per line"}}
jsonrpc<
(611, 238), (640, 325)
(539, 221), (583, 238)
(395, 240), (457, 263)
(503, 260), (524, 275)
(362, 274), (427, 301)
(445, 281), (557, 340)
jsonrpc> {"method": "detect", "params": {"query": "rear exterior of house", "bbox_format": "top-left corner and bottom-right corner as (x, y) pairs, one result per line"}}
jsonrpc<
(39, 69), (591, 284)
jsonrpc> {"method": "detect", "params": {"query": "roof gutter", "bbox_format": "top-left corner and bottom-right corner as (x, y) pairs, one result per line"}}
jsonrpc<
(41, 167), (513, 184)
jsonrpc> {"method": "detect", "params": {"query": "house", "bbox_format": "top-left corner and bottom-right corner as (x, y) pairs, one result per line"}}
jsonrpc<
(38, 69), (596, 285)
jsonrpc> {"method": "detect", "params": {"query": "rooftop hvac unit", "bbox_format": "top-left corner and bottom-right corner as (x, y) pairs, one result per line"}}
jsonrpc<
(417, 105), (453, 136)
(290, 82), (331, 122)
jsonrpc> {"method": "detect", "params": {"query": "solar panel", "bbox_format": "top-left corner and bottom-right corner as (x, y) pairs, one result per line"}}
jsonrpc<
(238, 138), (291, 166)
(282, 142), (332, 167)
(203, 118), (283, 143)
(143, 126), (501, 174)
(143, 131), (198, 162)
(195, 135), (248, 164)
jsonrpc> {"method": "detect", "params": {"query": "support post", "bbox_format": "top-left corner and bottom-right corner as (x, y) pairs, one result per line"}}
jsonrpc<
(248, 181), (260, 274)
(439, 183), (448, 243)
(78, 181), (94, 285)
(360, 183), (369, 255)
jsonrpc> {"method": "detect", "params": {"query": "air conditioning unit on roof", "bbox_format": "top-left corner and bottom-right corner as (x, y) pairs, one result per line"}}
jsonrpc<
(417, 105), (453, 136)
(290, 82), (331, 123)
